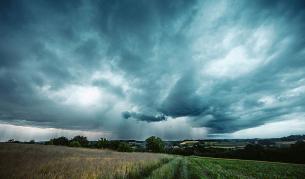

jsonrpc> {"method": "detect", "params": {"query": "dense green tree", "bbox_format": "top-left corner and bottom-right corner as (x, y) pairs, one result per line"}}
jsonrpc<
(49, 137), (69, 146)
(145, 136), (164, 153)
(71, 136), (89, 147)
(96, 138), (109, 149)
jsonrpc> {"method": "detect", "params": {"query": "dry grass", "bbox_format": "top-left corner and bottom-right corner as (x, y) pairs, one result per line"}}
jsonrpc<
(0, 143), (169, 179)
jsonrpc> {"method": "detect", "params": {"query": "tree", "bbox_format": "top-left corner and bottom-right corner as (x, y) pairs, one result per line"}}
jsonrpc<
(50, 137), (69, 146)
(145, 136), (165, 153)
(7, 139), (19, 143)
(71, 136), (89, 147)
(96, 138), (109, 149)
(69, 141), (81, 147)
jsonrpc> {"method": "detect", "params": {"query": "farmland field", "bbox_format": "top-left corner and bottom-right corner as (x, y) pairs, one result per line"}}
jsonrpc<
(1, 143), (305, 179)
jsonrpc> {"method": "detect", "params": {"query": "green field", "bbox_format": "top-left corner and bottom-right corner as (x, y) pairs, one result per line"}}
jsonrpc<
(151, 157), (305, 179)
(1, 143), (304, 178)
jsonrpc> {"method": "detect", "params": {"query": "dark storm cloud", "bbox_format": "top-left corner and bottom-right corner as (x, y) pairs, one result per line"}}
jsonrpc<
(122, 111), (166, 122)
(0, 0), (305, 139)
(160, 72), (206, 117)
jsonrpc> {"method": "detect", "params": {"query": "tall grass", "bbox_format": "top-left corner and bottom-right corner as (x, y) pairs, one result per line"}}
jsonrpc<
(145, 157), (189, 179)
(0, 143), (169, 179)
(124, 158), (171, 179)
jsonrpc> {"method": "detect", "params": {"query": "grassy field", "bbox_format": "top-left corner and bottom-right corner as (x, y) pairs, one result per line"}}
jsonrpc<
(0, 143), (169, 178)
(1, 143), (305, 179)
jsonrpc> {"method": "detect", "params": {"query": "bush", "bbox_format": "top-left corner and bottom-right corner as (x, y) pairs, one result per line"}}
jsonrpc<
(96, 138), (109, 149)
(45, 140), (53, 145)
(117, 142), (133, 152)
(108, 141), (121, 150)
(69, 141), (81, 147)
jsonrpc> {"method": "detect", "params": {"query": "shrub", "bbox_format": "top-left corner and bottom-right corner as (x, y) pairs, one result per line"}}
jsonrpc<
(108, 141), (121, 150)
(96, 138), (109, 149)
(69, 141), (81, 147)
(117, 142), (133, 152)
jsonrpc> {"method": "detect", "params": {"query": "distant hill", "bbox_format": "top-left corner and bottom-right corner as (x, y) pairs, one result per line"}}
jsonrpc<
(281, 135), (305, 141)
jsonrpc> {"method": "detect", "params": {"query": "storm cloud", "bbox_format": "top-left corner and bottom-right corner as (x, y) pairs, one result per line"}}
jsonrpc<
(1, 0), (305, 140)
(122, 111), (166, 122)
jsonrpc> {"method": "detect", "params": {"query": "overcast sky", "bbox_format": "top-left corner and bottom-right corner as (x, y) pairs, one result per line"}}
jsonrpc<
(1, 0), (305, 141)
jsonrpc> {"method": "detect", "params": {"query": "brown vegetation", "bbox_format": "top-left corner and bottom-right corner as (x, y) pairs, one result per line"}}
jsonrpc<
(0, 143), (169, 178)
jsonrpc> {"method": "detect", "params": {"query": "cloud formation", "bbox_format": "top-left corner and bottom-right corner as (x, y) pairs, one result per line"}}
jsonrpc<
(122, 111), (166, 122)
(0, 0), (305, 140)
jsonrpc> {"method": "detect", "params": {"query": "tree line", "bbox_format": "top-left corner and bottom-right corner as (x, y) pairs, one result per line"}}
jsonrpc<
(167, 141), (305, 164)
(43, 135), (165, 153)
(6, 135), (305, 164)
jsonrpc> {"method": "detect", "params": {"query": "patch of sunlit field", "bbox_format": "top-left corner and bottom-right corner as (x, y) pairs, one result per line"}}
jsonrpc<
(0, 143), (170, 179)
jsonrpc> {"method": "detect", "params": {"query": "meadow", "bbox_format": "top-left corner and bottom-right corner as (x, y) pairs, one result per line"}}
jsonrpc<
(1, 143), (305, 179)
